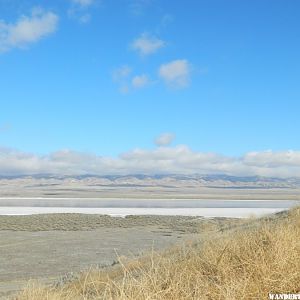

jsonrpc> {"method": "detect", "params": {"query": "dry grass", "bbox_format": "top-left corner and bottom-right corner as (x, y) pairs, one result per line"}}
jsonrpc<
(16, 207), (300, 300)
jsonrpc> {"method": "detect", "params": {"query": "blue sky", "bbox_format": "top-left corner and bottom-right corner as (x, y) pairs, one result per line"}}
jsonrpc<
(0, 0), (300, 176)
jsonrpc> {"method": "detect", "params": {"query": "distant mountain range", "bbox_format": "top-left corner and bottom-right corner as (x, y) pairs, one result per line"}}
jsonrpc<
(1, 174), (299, 199)
(1, 174), (300, 187)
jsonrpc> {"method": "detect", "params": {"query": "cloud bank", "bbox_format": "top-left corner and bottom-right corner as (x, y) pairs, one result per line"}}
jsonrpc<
(0, 8), (58, 53)
(0, 146), (299, 178)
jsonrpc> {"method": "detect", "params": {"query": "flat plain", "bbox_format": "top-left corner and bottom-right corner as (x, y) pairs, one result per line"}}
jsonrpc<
(0, 214), (242, 298)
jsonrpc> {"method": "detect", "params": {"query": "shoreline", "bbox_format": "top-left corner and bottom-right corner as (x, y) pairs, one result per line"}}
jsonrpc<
(1, 197), (300, 201)
(1, 199), (298, 218)
(0, 207), (287, 218)
(0, 198), (299, 218)
(0, 197), (298, 200)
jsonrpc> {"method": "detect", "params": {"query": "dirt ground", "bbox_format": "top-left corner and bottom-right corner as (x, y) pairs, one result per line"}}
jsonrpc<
(0, 214), (242, 299)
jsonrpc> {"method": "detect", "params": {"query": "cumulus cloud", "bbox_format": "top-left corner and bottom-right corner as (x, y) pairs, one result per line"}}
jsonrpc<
(243, 150), (300, 167)
(132, 74), (149, 89)
(113, 67), (150, 93)
(155, 133), (176, 146)
(131, 33), (165, 56)
(0, 146), (300, 178)
(0, 8), (58, 53)
(159, 59), (191, 89)
(68, 0), (96, 23)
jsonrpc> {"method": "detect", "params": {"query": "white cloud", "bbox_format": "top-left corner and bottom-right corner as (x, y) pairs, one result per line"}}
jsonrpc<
(68, 0), (96, 23)
(79, 14), (91, 24)
(112, 65), (132, 81)
(132, 74), (149, 89)
(131, 33), (165, 56)
(155, 133), (175, 146)
(71, 0), (95, 7)
(160, 14), (174, 28)
(243, 150), (300, 167)
(112, 65), (132, 93)
(0, 8), (58, 53)
(159, 59), (191, 89)
(1, 146), (300, 178)
(129, 0), (153, 15)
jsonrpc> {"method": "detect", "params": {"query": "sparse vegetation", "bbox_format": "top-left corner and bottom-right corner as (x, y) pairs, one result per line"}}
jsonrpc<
(16, 207), (300, 300)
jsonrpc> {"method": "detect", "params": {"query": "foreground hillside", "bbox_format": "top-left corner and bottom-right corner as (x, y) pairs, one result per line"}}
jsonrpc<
(16, 207), (300, 300)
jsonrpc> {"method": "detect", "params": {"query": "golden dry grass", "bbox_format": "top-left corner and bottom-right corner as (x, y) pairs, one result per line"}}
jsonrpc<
(16, 207), (300, 300)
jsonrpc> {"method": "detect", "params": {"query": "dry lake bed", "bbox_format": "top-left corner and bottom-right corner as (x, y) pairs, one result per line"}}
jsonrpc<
(1, 198), (299, 217)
